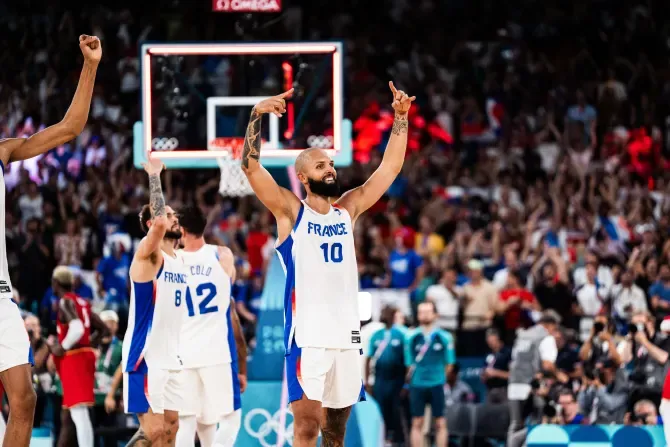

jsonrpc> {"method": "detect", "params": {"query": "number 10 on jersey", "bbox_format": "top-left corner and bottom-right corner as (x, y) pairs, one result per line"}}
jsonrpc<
(320, 242), (343, 263)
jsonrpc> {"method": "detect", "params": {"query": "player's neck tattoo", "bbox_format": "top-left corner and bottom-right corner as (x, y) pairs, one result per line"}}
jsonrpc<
(391, 113), (409, 136)
(148, 173), (166, 218)
(242, 109), (262, 170)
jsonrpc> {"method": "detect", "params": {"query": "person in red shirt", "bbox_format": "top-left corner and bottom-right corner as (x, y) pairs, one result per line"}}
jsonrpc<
(497, 270), (540, 336)
(47, 267), (108, 447)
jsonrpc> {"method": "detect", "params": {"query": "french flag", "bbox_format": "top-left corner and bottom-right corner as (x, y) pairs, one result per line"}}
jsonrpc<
(486, 98), (505, 138)
(595, 215), (632, 242)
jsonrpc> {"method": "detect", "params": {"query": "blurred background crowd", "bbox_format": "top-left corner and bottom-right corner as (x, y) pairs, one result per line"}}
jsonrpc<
(5, 0), (670, 445)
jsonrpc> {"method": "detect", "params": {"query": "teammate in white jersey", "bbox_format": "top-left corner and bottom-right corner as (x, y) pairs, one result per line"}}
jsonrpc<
(121, 159), (188, 446)
(241, 82), (414, 446)
(0, 35), (101, 447)
(174, 205), (248, 447)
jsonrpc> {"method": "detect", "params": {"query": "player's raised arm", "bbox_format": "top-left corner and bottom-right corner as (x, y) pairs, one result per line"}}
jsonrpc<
(1, 35), (101, 164)
(337, 81), (415, 221)
(133, 159), (169, 262)
(241, 89), (301, 223)
(217, 246), (236, 281)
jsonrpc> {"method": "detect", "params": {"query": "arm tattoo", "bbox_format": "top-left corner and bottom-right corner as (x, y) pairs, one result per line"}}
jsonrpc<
(391, 113), (409, 136)
(148, 173), (166, 218)
(127, 428), (152, 446)
(321, 407), (351, 447)
(242, 109), (262, 170)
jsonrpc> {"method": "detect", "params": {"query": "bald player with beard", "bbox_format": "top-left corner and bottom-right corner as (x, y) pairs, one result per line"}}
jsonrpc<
(241, 82), (415, 447)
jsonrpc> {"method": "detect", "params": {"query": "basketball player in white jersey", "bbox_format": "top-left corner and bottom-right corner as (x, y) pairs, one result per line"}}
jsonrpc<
(121, 158), (188, 446)
(174, 205), (248, 447)
(241, 82), (414, 446)
(0, 35), (101, 447)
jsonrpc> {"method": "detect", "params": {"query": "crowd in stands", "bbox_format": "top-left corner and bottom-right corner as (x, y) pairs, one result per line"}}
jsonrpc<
(4, 0), (670, 444)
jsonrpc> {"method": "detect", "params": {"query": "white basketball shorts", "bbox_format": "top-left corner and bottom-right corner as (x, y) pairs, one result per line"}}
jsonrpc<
(123, 361), (182, 415)
(0, 298), (33, 373)
(285, 341), (366, 409)
(179, 363), (240, 424)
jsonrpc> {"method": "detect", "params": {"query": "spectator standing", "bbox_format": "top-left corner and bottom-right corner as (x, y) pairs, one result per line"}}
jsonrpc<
(425, 268), (461, 331)
(54, 218), (86, 266)
(610, 268), (648, 328)
(405, 301), (455, 447)
(481, 328), (512, 403)
(461, 259), (497, 355)
(95, 241), (130, 313)
(497, 269), (540, 339)
(650, 263), (670, 320)
(387, 232), (425, 294)
(93, 310), (123, 447)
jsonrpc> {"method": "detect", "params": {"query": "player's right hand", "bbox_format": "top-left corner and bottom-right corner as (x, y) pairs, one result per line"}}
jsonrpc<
(253, 89), (294, 118)
(79, 35), (102, 63)
(142, 157), (165, 175)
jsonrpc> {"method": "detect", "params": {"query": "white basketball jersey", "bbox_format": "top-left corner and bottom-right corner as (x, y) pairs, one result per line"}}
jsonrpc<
(122, 249), (187, 372)
(0, 165), (13, 300)
(276, 201), (361, 351)
(178, 244), (233, 368)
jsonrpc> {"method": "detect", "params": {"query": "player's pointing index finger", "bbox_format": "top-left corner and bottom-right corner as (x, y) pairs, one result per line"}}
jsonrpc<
(389, 81), (398, 94)
(278, 88), (295, 99)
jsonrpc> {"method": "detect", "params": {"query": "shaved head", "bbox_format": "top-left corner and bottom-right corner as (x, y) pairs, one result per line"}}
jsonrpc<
(295, 148), (327, 174)
(295, 148), (340, 197)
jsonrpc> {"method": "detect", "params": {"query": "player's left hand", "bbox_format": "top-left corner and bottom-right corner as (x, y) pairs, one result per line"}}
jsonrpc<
(238, 374), (247, 393)
(79, 35), (102, 64)
(389, 81), (416, 115)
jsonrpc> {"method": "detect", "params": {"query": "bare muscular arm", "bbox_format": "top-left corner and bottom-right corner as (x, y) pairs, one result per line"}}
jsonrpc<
(2, 36), (101, 165)
(131, 159), (168, 281)
(241, 90), (301, 241)
(218, 246), (236, 281)
(337, 82), (414, 222)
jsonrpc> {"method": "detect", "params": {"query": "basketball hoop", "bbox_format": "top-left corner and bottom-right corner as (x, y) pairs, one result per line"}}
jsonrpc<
(208, 137), (255, 197)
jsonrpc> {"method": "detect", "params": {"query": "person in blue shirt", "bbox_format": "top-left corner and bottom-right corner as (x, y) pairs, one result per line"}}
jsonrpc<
(365, 305), (408, 445)
(387, 233), (424, 293)
(96, 241), (131, 311)
(650, 263), (670, 315)
(70, 267), (94, 301)
(556, 389), (585, 425)
(405, 300), (456, 447)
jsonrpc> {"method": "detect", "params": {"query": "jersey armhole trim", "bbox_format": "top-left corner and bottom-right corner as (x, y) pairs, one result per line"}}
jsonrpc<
(0, 160), (5, 172)
(294, 203), (305, 232)
(156, 259), (164, 279)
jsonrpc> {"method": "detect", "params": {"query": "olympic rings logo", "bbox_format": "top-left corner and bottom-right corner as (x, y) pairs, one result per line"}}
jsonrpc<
(151, 137), (179, 151)
(306, 135), (333, 149)
(243, 408), (295, 447)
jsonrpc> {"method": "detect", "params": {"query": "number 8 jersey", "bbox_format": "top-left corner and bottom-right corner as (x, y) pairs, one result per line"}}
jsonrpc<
(122, 250), (188, 372)
(178, 244), (233, 368)
(276, 201), (361, 351)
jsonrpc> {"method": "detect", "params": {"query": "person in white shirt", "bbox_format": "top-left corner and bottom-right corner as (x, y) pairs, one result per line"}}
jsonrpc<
(573, 252), (614, 290)
(425, 268), (461, 330)
(574, 263), (609, 341)
(610, 268), (648, 323)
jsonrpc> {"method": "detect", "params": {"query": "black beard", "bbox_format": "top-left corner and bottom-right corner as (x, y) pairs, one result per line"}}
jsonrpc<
(308, 177), (341, 197)
(164, 229), (182, 240)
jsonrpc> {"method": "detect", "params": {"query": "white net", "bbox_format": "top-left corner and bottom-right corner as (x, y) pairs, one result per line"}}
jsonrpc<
(208, 138), (255, 197)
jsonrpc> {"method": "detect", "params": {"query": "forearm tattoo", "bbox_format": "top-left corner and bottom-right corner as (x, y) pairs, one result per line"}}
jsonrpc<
(242, 109), (262, 170)
(127, 428), (152, 446)
(148, 173), (166, 218)
(391, 113), (409, 136)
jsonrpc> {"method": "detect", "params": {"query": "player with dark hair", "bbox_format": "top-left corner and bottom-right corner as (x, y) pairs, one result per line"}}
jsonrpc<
(241, 82), (414, 446)
(48, 267), (109, 447)
(121, 159), (188, 446)
(0, 35), (101, 447)
(174, 204), (248, 447)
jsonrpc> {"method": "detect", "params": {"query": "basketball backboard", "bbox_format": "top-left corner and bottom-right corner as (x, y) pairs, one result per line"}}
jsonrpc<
(133, 41), (351, 169)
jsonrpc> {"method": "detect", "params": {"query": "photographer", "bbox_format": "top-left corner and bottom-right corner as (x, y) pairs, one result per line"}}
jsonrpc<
(578, 358), (630, 423)
(579, 315), (623, 374)
(543, 388), (585, 425)
(619, 311), (670, 406)
(625, 399), (660, 426)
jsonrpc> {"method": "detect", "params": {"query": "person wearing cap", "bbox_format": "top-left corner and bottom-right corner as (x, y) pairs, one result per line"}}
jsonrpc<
(47, 266), (109, 447)
(461, 259), (497, 355)
(507, 310), (560, 447)
(93, 310), (123, 435)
